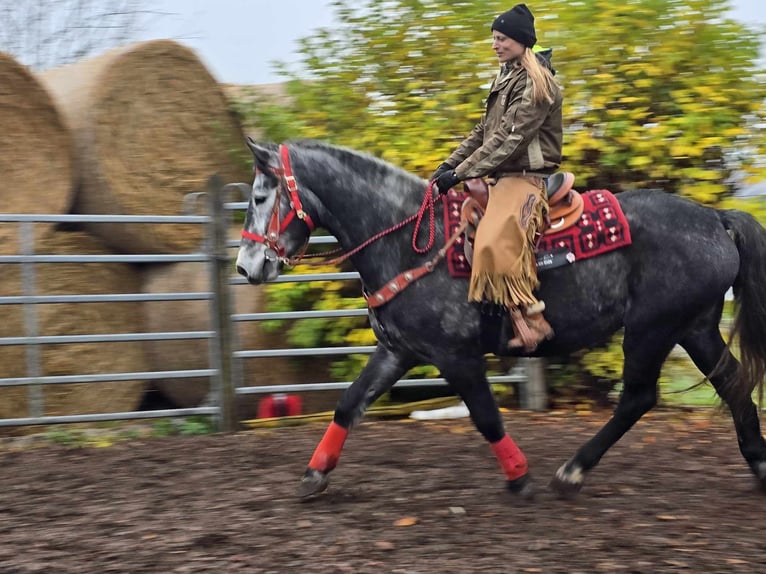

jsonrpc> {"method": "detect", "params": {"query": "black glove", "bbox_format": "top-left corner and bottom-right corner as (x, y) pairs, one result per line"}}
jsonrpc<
(429, 162), (454, 182)
(434, 170), (461, 195)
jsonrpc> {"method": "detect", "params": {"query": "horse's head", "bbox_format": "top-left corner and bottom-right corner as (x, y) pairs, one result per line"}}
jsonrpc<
(235, 139), (315, 284)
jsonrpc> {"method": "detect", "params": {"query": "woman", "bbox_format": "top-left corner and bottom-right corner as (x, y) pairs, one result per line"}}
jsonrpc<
(431, 3), (563, 352)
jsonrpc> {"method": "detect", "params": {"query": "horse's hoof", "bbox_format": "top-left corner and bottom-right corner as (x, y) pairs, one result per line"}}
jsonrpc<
(507, 474), (535, 499)
(297, 468), (329, 500)
(549, 462), (585, 498)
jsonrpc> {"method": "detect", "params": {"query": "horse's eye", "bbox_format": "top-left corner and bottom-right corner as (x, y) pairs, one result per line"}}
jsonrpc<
(253, 195), (268, 206)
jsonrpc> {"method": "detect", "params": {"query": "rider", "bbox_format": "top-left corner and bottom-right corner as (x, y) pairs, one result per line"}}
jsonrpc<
(431, 3), (563, 352)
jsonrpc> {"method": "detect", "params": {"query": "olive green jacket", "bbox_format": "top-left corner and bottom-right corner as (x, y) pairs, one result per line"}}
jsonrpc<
(447, 61), (563, 180)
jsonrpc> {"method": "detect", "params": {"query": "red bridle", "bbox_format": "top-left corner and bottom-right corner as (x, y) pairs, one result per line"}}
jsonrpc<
(241, 144), (315, 260)
(239, 143), (461, 308)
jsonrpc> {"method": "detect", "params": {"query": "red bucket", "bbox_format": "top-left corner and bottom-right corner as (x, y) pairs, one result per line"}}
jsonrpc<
(257, 393), (302, 418)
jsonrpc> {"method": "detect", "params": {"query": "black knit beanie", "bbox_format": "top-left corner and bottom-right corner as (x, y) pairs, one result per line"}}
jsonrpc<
(492, 4), (537, 48)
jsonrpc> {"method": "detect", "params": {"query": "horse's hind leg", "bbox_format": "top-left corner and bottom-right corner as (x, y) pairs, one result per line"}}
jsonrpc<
(298, 345), (415, 499)
(440, 357), (532, 497)
(680, 316), (766, 489)
(550, 328), (677, 496)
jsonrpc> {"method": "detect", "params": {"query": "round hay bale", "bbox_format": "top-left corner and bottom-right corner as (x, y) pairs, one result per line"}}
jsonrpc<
(0, 51), (74, 254)
(0, 229), (148, 420)
(141, 259), (343, 416)
(38, 40), (250, 254)
(141, 259), (299, 412)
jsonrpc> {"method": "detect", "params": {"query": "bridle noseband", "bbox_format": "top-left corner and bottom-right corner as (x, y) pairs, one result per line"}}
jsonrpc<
(240, 144), (315, 261)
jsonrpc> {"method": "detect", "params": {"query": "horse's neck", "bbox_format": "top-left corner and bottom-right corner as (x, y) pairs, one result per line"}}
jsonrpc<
(296, 149), (421, 240)
(298, 153), (430, 286)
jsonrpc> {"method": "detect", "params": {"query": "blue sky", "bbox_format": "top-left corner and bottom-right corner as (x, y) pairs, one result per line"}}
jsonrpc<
(140, 0), (765, 85)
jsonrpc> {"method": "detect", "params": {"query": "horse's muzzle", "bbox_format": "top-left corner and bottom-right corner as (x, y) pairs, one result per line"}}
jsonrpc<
(236, 265), (266, 286)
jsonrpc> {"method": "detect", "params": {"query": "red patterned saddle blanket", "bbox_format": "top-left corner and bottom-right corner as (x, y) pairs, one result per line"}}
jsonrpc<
(444, 188), (631, 278)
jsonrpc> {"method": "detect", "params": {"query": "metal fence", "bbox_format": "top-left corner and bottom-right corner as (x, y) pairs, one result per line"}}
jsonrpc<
(0, 177), (544, 431)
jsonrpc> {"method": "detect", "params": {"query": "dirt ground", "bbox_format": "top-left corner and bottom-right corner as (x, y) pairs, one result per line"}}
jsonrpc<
(1, 408), (765, 573)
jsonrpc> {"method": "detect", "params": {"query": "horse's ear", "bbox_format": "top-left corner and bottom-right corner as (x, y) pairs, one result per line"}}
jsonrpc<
(245, 138), (278, 172)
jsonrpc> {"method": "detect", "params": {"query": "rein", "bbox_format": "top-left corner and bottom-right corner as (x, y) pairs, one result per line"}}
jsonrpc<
(241, 144), (467, 307)
(365, 216), (467, 308)
(296, 182), (441, 267)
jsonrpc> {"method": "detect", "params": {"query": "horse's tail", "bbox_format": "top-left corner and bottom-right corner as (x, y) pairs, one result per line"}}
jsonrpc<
(719, 209), (766, 404)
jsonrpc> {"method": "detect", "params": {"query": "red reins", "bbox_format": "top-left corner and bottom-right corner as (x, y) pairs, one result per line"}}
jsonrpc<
(239, 143), (467, 308)
(305, 182), (441, 267)
(240, 144), (441, 267)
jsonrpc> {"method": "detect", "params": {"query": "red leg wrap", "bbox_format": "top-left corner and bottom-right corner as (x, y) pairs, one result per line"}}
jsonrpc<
(491, 434), (528, 481)
(308, 422), (349, 473)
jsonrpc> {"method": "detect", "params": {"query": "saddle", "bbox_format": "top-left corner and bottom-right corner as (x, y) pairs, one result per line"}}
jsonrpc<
(543, 172), (584, 234)
(459, 173), (584, 265)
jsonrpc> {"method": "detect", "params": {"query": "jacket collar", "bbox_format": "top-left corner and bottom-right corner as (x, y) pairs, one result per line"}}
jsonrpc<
(492, 59), (522, 90)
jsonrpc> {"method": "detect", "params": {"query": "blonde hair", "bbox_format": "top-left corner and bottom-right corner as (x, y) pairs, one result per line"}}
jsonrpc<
(520, 48), (557, 105)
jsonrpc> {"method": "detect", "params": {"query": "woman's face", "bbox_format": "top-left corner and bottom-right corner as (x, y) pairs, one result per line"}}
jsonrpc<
(492, 32), (525, 63)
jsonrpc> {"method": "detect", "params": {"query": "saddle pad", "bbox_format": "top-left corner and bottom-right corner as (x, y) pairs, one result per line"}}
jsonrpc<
(444, 189), (473, 278)
(536, 189), (631, 272)
(443, 188), (631, 278)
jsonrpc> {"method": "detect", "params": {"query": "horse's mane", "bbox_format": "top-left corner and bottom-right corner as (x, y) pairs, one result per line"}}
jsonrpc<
(287, 139), (424, 186)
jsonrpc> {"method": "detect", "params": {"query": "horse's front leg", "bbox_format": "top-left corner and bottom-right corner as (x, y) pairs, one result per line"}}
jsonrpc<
(550, 329), (675, 496)
(298, 345), (415, 499)
(440, 357), (533, 497)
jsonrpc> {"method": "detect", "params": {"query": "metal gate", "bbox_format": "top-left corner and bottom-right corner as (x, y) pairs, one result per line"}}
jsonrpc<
(0, 177), (545, 431)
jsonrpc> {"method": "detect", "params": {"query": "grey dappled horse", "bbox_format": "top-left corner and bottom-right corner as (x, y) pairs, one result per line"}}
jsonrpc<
(236, 138), (766, 499)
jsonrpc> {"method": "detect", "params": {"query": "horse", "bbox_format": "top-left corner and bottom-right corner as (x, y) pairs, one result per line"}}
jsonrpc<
(235, 138), (766, 499)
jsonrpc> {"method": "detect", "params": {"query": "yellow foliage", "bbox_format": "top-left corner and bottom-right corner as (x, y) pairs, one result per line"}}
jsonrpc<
(628, 155), (652, 168)
(346, 328), (377, 346)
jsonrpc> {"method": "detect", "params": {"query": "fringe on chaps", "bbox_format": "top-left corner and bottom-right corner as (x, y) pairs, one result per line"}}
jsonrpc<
(467, 175), (547, 309)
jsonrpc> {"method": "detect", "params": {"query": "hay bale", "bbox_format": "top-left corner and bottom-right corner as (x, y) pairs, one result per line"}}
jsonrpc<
(39, 40), (250, 254)
(143, 263), (337, 418)
(0, 229), (148, 420)
(141, 259), (301, 412)
(0, 51), (74, 253)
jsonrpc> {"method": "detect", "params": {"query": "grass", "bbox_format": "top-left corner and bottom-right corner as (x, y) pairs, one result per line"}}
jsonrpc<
(31, 416), (216, 449)
(660, 372), (720, 407)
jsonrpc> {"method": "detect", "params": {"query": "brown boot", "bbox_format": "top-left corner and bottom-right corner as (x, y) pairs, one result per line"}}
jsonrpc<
(508, 306), (554, 352)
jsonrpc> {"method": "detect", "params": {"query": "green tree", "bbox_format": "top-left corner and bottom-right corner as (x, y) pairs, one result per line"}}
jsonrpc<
(243, 2), (496, 172)
(242, 0), (765, 199)
(549, 0), (766, 201)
